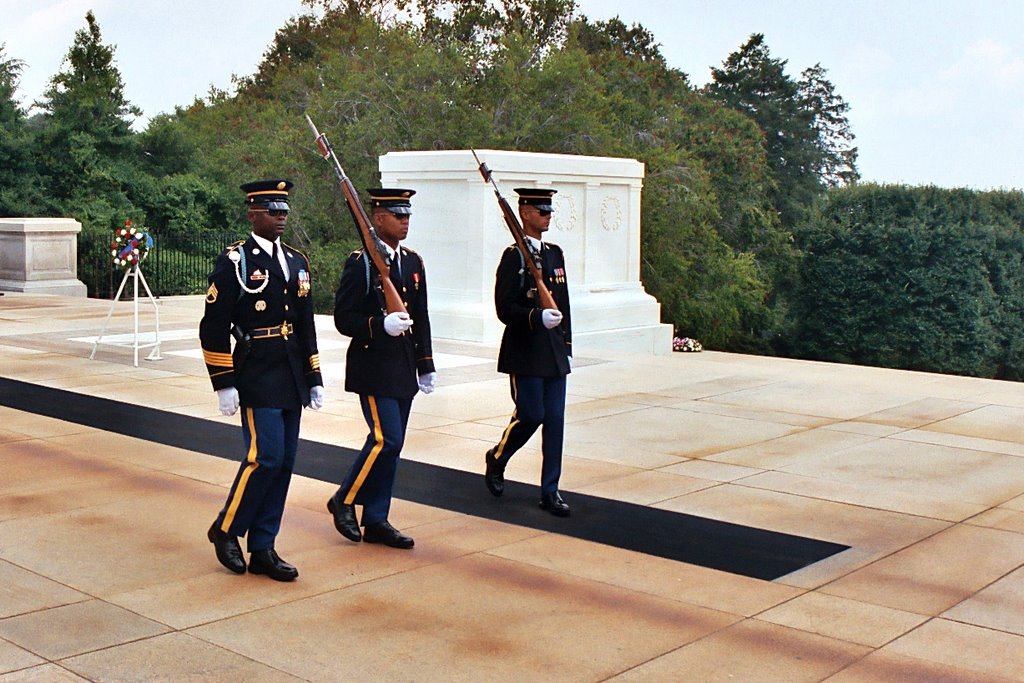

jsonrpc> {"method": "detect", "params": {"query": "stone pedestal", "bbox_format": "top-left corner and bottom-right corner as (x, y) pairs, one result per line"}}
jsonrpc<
(0, 218), (87, 296)
(380, 150), (672, 354)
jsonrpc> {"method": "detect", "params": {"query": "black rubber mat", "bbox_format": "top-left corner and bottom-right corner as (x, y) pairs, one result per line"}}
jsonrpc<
(0, 376), (848, 580)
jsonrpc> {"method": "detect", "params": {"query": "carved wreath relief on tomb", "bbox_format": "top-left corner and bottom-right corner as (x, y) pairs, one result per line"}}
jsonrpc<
(601, 196), (622, 231)
(552, 194), (577, 232)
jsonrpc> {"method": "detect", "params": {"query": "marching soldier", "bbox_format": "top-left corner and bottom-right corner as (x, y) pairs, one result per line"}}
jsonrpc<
(200, 179), (324, 581)
(327, 188), (435, 549)
(485, 188), (573, 516)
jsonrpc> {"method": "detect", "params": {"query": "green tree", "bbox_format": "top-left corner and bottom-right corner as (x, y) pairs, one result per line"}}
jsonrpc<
(34, 11), (142, 208)
(0, 44), (42, 216)
(30, 11), (149, 298)
(416, 0), (575, 57)
(798, 63), (858, 188)
(705, 34), (857, 228)
(173, 2), (795, 349)
(137, 114), (197, 177)
(790, 185), (1012, 377)
(570, 18), (788, 350)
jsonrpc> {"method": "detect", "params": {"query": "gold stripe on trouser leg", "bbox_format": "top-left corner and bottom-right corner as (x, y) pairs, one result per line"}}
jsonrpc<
(221, 407), (261, 532)
(494, 375), (519, 461)
(344, 396), (385, 505)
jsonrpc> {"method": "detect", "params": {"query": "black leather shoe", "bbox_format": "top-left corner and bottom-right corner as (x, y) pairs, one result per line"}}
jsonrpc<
(539, 492), (571, 517)
(484, 447), (505, 497)
(363, 521), (415, 549)
(248, 548), (298, 581)
(207, 521), (246, 574)
(327, 497), (362, 542)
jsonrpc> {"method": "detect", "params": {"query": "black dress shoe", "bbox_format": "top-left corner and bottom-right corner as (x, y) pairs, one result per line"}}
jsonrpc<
(363, 521), (415, 549)
(248, 548), (298, 581)
(207, 521), (246, 574)
(539, 491), (571, 517)
(484, 447), (505, 497)
(327, 497), (362, 542)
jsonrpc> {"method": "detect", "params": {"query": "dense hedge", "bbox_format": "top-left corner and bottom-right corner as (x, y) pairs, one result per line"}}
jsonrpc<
(789, 184), (1024, 379)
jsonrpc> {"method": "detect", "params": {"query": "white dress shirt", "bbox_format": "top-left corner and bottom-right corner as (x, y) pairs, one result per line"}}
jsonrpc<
(251, 232), (289, 280)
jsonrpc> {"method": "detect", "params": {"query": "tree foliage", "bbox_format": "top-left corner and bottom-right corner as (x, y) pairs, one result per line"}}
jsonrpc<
(26, 13), (147, 297)
(790, 184), (1024, 379)
(798, 63), (858, 188)
(19, 13), (239, 296)
(705, 34), (858, 228)
(34, 11), (141, 207)
(206, 2), (784, 349)
(0, 44), (43, 216)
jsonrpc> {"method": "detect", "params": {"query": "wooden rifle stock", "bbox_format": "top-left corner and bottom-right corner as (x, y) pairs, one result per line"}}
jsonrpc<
(471, 150), (559, 312)
(305, 114), (406, 315)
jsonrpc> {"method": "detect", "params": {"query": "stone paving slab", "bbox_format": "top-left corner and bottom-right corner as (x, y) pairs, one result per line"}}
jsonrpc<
(0, 293), (1023, 681)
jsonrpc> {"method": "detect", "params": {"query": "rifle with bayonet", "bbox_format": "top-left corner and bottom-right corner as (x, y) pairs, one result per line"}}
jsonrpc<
(305, 114), (406, 315)
(470, 149), (559, 312)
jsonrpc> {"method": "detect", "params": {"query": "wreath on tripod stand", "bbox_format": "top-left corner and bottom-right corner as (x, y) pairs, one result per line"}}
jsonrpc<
(111, 219), (153, 270)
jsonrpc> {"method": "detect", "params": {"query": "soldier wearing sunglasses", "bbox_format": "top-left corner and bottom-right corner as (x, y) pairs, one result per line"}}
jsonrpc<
(485, 188), (574, 517)
(200, 179), (324, 582)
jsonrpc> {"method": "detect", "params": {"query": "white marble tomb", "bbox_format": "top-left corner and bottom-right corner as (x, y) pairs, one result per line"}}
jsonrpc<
(379, 149), (672, 354)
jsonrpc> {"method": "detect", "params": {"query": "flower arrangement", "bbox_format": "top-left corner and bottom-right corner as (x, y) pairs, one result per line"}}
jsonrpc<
(672, 336), (703, 352)
(110, 220), (153, 270)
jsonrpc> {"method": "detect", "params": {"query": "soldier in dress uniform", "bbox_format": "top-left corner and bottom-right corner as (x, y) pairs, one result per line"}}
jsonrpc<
(326, 188), (435, 549)
(200, 179), (324, 581)
(485, 188), (573, 516)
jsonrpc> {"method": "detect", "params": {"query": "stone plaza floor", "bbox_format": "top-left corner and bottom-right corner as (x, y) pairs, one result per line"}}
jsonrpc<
(0, 292), (1023, 682)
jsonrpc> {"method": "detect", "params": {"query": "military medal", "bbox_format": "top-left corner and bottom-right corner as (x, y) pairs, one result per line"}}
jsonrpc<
(297, 269), (310, 297)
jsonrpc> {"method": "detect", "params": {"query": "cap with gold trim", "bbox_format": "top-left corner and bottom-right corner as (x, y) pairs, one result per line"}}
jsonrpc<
(241, 179), (293, 211)
(515, 188), (556, 212)
(367, 188), (415, 215)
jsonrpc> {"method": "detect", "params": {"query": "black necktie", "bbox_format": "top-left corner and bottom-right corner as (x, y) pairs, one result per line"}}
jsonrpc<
(270, 243), (285, 279)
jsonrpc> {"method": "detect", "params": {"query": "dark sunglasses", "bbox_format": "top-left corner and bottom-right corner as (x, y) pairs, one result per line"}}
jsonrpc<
(538, 210), (552, 217)
(252, 208), (289, 217)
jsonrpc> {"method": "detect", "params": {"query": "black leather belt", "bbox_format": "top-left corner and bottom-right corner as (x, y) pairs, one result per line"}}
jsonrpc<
(249, 322), (293, 340)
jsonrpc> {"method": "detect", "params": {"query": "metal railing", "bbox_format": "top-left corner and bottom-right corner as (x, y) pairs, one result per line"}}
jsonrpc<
(80, 228), (243, 299)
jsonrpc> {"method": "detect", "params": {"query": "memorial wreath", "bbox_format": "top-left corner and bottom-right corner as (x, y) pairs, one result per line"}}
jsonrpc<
(672, 336), (703, 352)
(111, 220), (153, 270)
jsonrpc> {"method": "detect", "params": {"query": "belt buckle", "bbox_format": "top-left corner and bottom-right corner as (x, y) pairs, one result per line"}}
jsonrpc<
(281, 322), (292, 339)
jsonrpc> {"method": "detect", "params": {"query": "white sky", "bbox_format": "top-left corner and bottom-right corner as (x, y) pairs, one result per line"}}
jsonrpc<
(2, 0), (1023, 190)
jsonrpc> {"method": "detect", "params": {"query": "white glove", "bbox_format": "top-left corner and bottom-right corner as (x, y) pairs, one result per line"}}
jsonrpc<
(384, 311), (413, 336)
(309, 385), (324, 410)
(541, 309), (563, 330)
(418, 372), (436, 394)
(217, 387), (239, 416)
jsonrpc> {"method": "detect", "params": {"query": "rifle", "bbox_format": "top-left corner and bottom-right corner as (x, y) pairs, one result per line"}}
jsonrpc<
(471, 150), (559, 312)
(305, 114), (406, 315)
